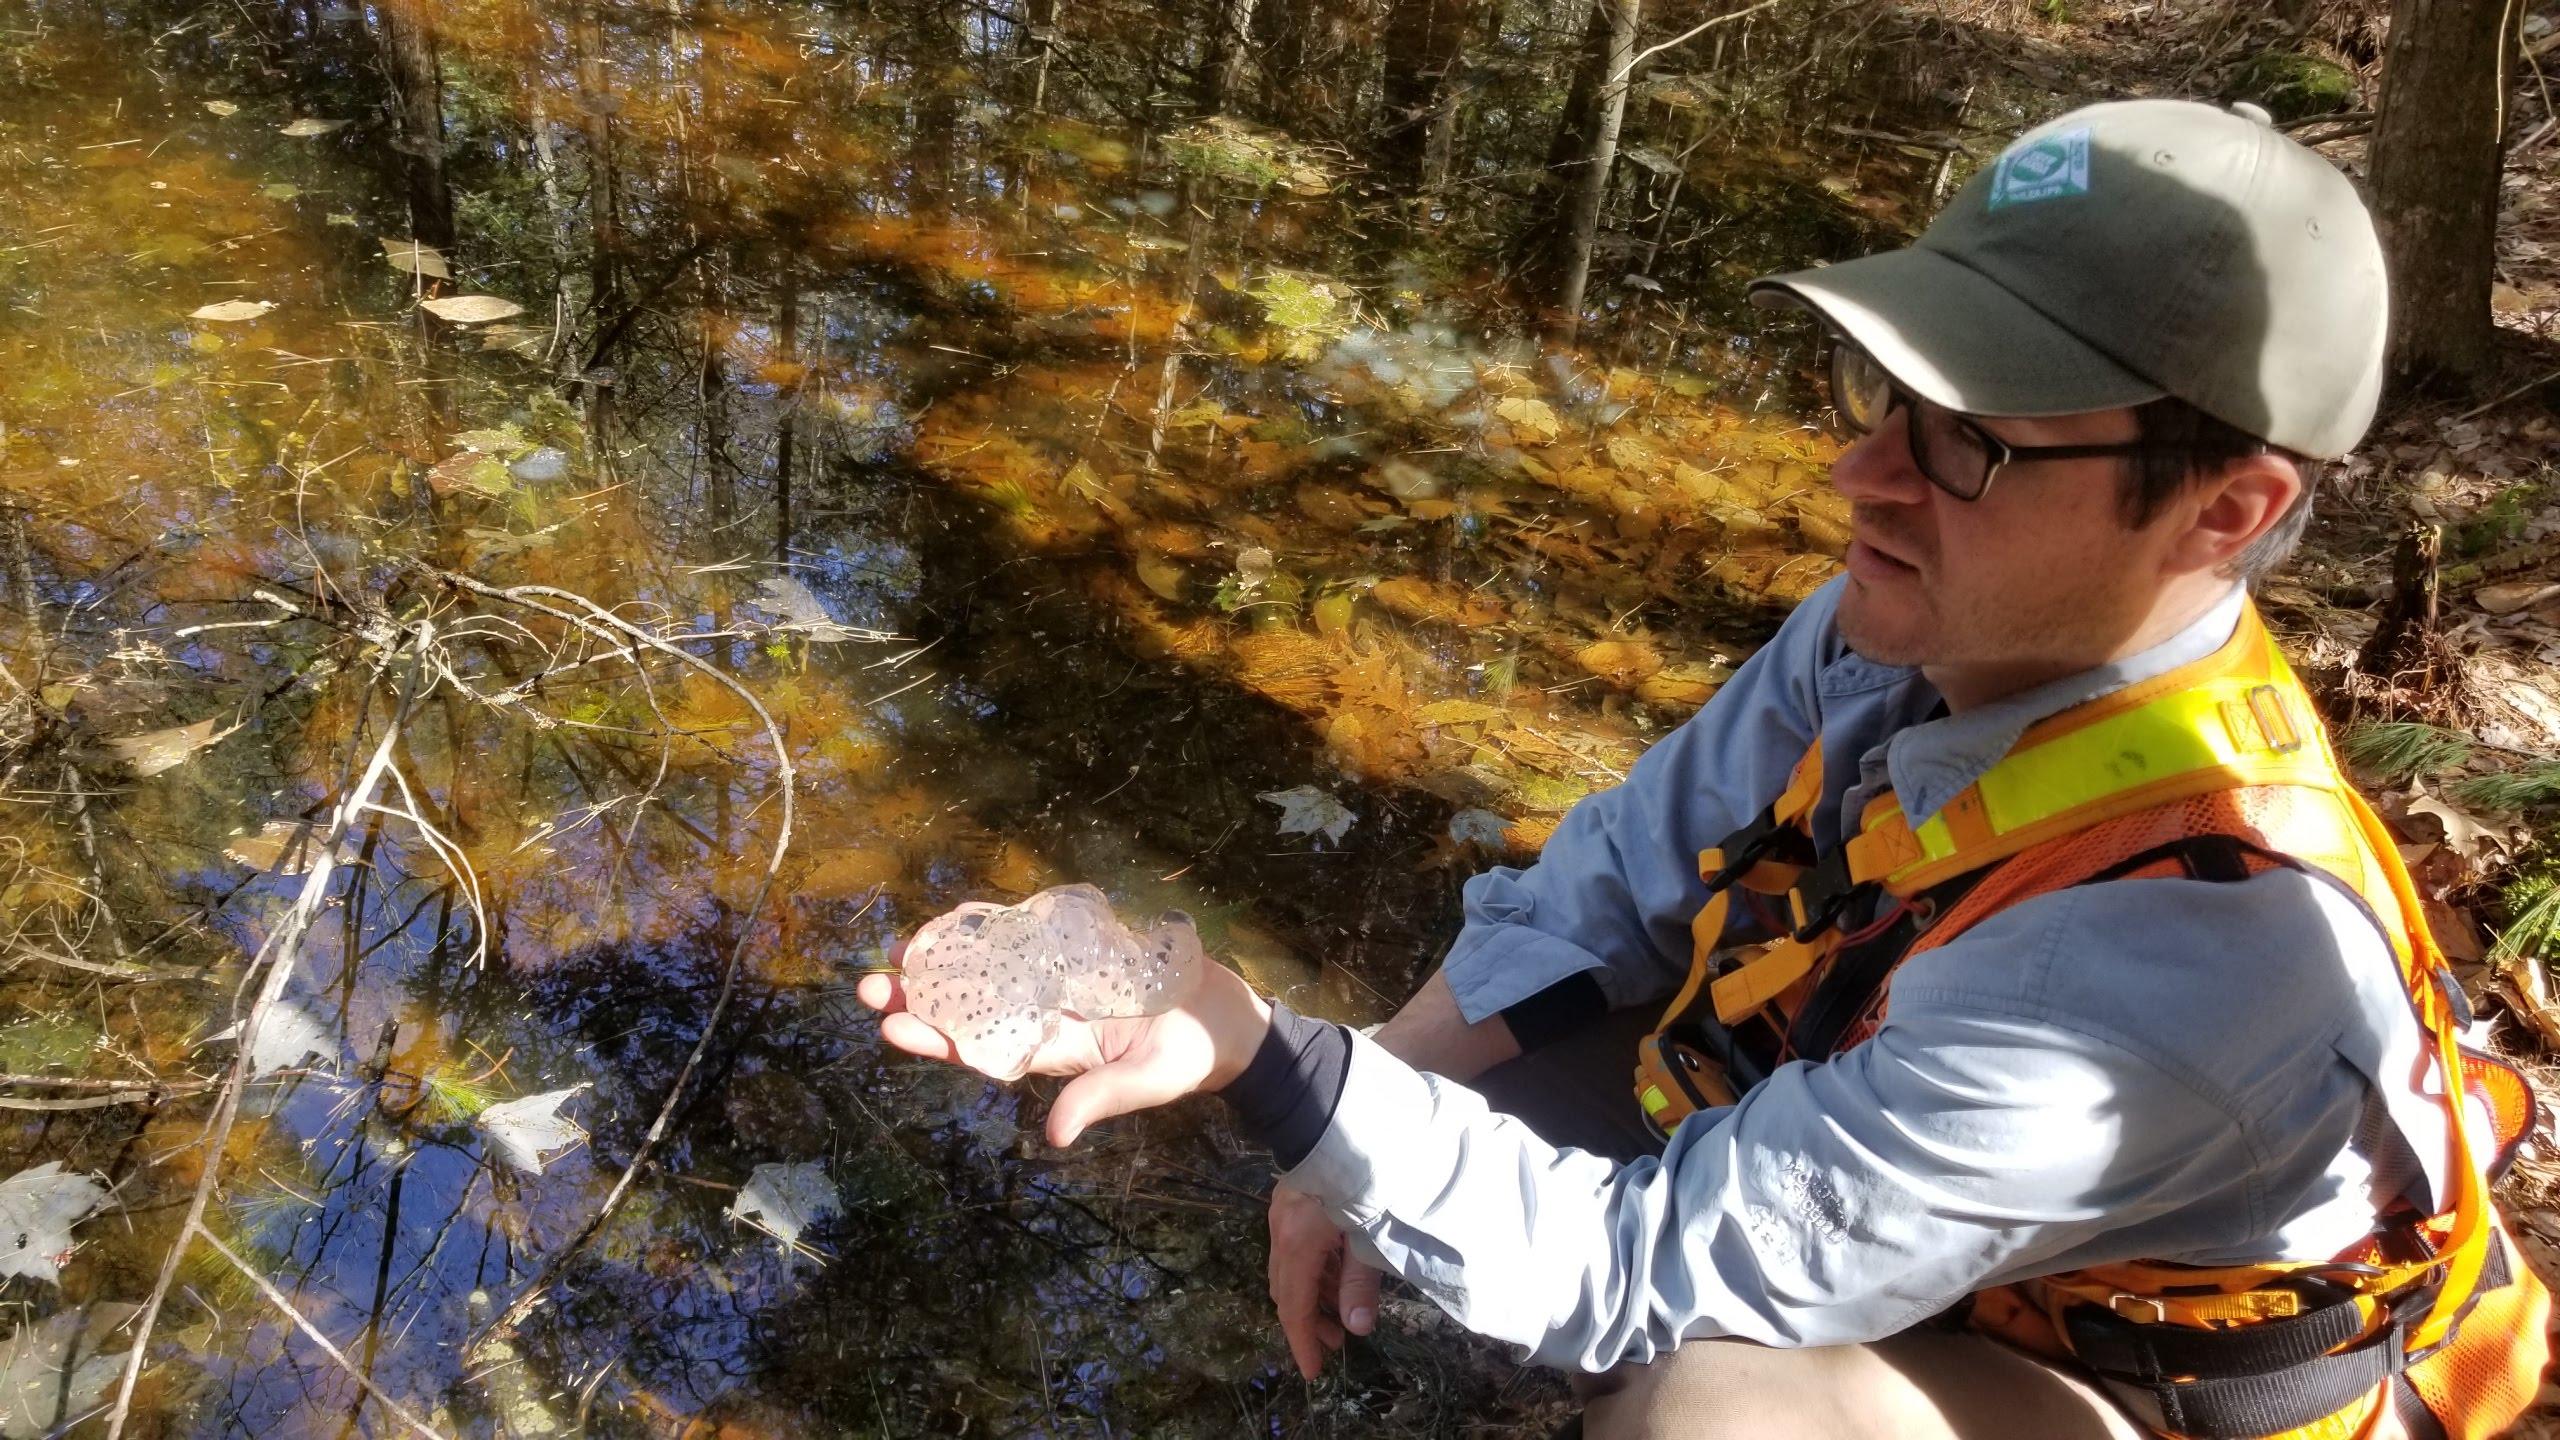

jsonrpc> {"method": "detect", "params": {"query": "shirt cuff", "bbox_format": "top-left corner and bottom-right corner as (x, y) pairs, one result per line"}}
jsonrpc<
(1216, 1002), (1351, 1170)
(1440, 921), (1612, 1023)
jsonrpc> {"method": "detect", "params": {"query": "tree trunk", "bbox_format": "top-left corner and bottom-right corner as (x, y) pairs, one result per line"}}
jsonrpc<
(1376, 0), (1468, 186)
(1512, 0), (1608, 284)
(376, 0), (455, 251)
(2368, 0), (2514, 388)
(1555, 0), (1639, 341)
(1202, 0), (1259, 114)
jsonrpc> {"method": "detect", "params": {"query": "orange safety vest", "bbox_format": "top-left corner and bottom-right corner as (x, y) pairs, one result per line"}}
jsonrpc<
(1637, 601), (2549, 1440)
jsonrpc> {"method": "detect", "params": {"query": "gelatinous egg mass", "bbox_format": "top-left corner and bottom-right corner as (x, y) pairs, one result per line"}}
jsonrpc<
(899, 883), (1204, 1081)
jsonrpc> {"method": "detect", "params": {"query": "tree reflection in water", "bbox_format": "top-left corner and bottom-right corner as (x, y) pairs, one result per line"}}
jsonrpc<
(0, 0), (1968, 1431)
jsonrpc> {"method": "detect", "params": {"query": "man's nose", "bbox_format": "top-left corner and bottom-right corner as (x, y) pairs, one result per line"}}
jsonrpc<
(1827, 407), (1931, 506)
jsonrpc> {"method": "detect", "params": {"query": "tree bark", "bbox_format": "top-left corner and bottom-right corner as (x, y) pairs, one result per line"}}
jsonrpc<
(1376, 0), (1469, 186)
(376, 0), (455, 251)
(1555, 0), (1640, 341)
(2368, 0), (2515, 388)
(1202, 0), (1260, 114)
(1512, 0), (1609, 285)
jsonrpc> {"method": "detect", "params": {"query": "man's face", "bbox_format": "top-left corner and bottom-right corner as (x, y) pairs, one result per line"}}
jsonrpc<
(1827, 401), (2180, 676)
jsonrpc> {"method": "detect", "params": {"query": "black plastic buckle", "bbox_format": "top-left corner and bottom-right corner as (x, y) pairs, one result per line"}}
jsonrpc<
(1704, 806), (1787, 894)
(1788, 850), (1864, 942)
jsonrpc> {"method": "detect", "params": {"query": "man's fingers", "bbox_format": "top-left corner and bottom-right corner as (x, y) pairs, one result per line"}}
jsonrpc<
(1337, 1257), (1382, 1337)
(855, 972), (904, 1013)
(1046, 1060), (1186, 1147)
(1268, 1195), (1351, 1378)
(879, 1011), (958, 1063)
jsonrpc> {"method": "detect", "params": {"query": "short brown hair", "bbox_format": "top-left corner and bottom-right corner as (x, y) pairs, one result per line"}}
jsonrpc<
(2120, 397), (2308, 585)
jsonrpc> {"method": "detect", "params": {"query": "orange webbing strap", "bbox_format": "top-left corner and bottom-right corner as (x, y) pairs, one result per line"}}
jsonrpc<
(2338, 784), (2494, 1351)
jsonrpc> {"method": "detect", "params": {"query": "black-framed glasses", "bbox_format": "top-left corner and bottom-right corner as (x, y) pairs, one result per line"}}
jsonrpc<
(1826, 341), (2232, 502)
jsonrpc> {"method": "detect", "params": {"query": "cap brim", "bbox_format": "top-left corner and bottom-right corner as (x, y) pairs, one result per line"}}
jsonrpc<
(1749, 248), (2167, 418)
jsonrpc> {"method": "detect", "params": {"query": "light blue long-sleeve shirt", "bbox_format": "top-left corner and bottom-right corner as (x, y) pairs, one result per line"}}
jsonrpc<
(1280, 576), (2451, 1371)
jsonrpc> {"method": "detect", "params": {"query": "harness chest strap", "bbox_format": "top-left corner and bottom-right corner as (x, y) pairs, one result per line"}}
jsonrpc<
(1652, 601), (2548, 1439)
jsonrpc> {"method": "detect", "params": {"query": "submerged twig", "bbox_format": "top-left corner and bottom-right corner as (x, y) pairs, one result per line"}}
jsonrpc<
(434, 573), (797, 1349)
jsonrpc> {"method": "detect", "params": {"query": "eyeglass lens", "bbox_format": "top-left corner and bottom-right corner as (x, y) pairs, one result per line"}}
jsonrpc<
(1826, 342), (1994, 500)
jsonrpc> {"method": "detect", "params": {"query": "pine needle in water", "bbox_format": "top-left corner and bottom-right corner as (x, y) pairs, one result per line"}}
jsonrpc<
(2339, 721), (2473, 783)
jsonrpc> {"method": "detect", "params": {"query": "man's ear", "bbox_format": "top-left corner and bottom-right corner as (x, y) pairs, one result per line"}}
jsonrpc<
(2163, 453), (2302, 576)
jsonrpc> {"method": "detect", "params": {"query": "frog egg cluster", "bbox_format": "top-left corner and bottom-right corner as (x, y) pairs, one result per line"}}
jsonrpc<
(901, 884), (1204, 1081)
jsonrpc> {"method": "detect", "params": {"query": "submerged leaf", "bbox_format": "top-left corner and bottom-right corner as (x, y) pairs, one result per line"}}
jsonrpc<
(419, 294), (525, 324)
(105, 715), (238, 776)
(476, 1085), (590, 1174)
(0, 1165), (108, 1285)
(750, 576), (872, 642)
(1259, 785), (1356, 846)
(187, 299), (274, 323)
(278, 117), (348, 137)
(0, 1304), (133, 1438)
(209, 1001), (333, 1077)
(202, 100), (239, 117)
(379, 236), (451, 279)
(224, 820), (318, 875)
(728, 1161), (841, 1247)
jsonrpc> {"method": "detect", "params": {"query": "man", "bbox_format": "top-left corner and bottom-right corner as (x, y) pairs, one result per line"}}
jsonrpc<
(861, 99), (2548, 1438)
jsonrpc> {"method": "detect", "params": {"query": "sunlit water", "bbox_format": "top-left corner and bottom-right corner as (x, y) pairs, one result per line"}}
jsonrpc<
(0, 0), (1948, 1431)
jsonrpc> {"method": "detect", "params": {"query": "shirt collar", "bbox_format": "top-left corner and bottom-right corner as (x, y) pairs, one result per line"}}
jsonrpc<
(1878, 586), (2249, 827)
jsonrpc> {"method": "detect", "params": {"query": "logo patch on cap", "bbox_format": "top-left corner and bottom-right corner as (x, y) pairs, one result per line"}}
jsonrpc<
(1988, 127), (2092, 209)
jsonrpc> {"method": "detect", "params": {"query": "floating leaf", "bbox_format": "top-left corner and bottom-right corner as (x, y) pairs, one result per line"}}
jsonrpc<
(277, 117), (347, 137)
(105, 715), (238, 776)
(0, 1165), (108, 1286)
(0, 1304), (134, 1438)
(186, 299), (274, 323)
(418, 294), (525, 324)
(728, 1161), (841, 1247)
(379, 236), (451, 279)
(202, 100), (239, 117)
(1259, 785), (1356, 846)
(475, 1085), (591, 1175)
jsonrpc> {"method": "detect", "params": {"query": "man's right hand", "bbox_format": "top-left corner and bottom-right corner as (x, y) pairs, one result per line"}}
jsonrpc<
(1269, 1186), (1379, 1379)
(1263, 969), (1521, 1376)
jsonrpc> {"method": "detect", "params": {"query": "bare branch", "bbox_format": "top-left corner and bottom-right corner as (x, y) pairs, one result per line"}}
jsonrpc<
(434, 573), (797, 1349)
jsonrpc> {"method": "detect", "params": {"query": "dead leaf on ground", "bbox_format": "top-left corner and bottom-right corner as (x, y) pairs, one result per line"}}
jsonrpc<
(2407, 786), (2521, 868)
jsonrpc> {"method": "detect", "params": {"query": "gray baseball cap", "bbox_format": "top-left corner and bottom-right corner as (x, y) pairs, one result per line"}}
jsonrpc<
(1749, 98), (2388, 458)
